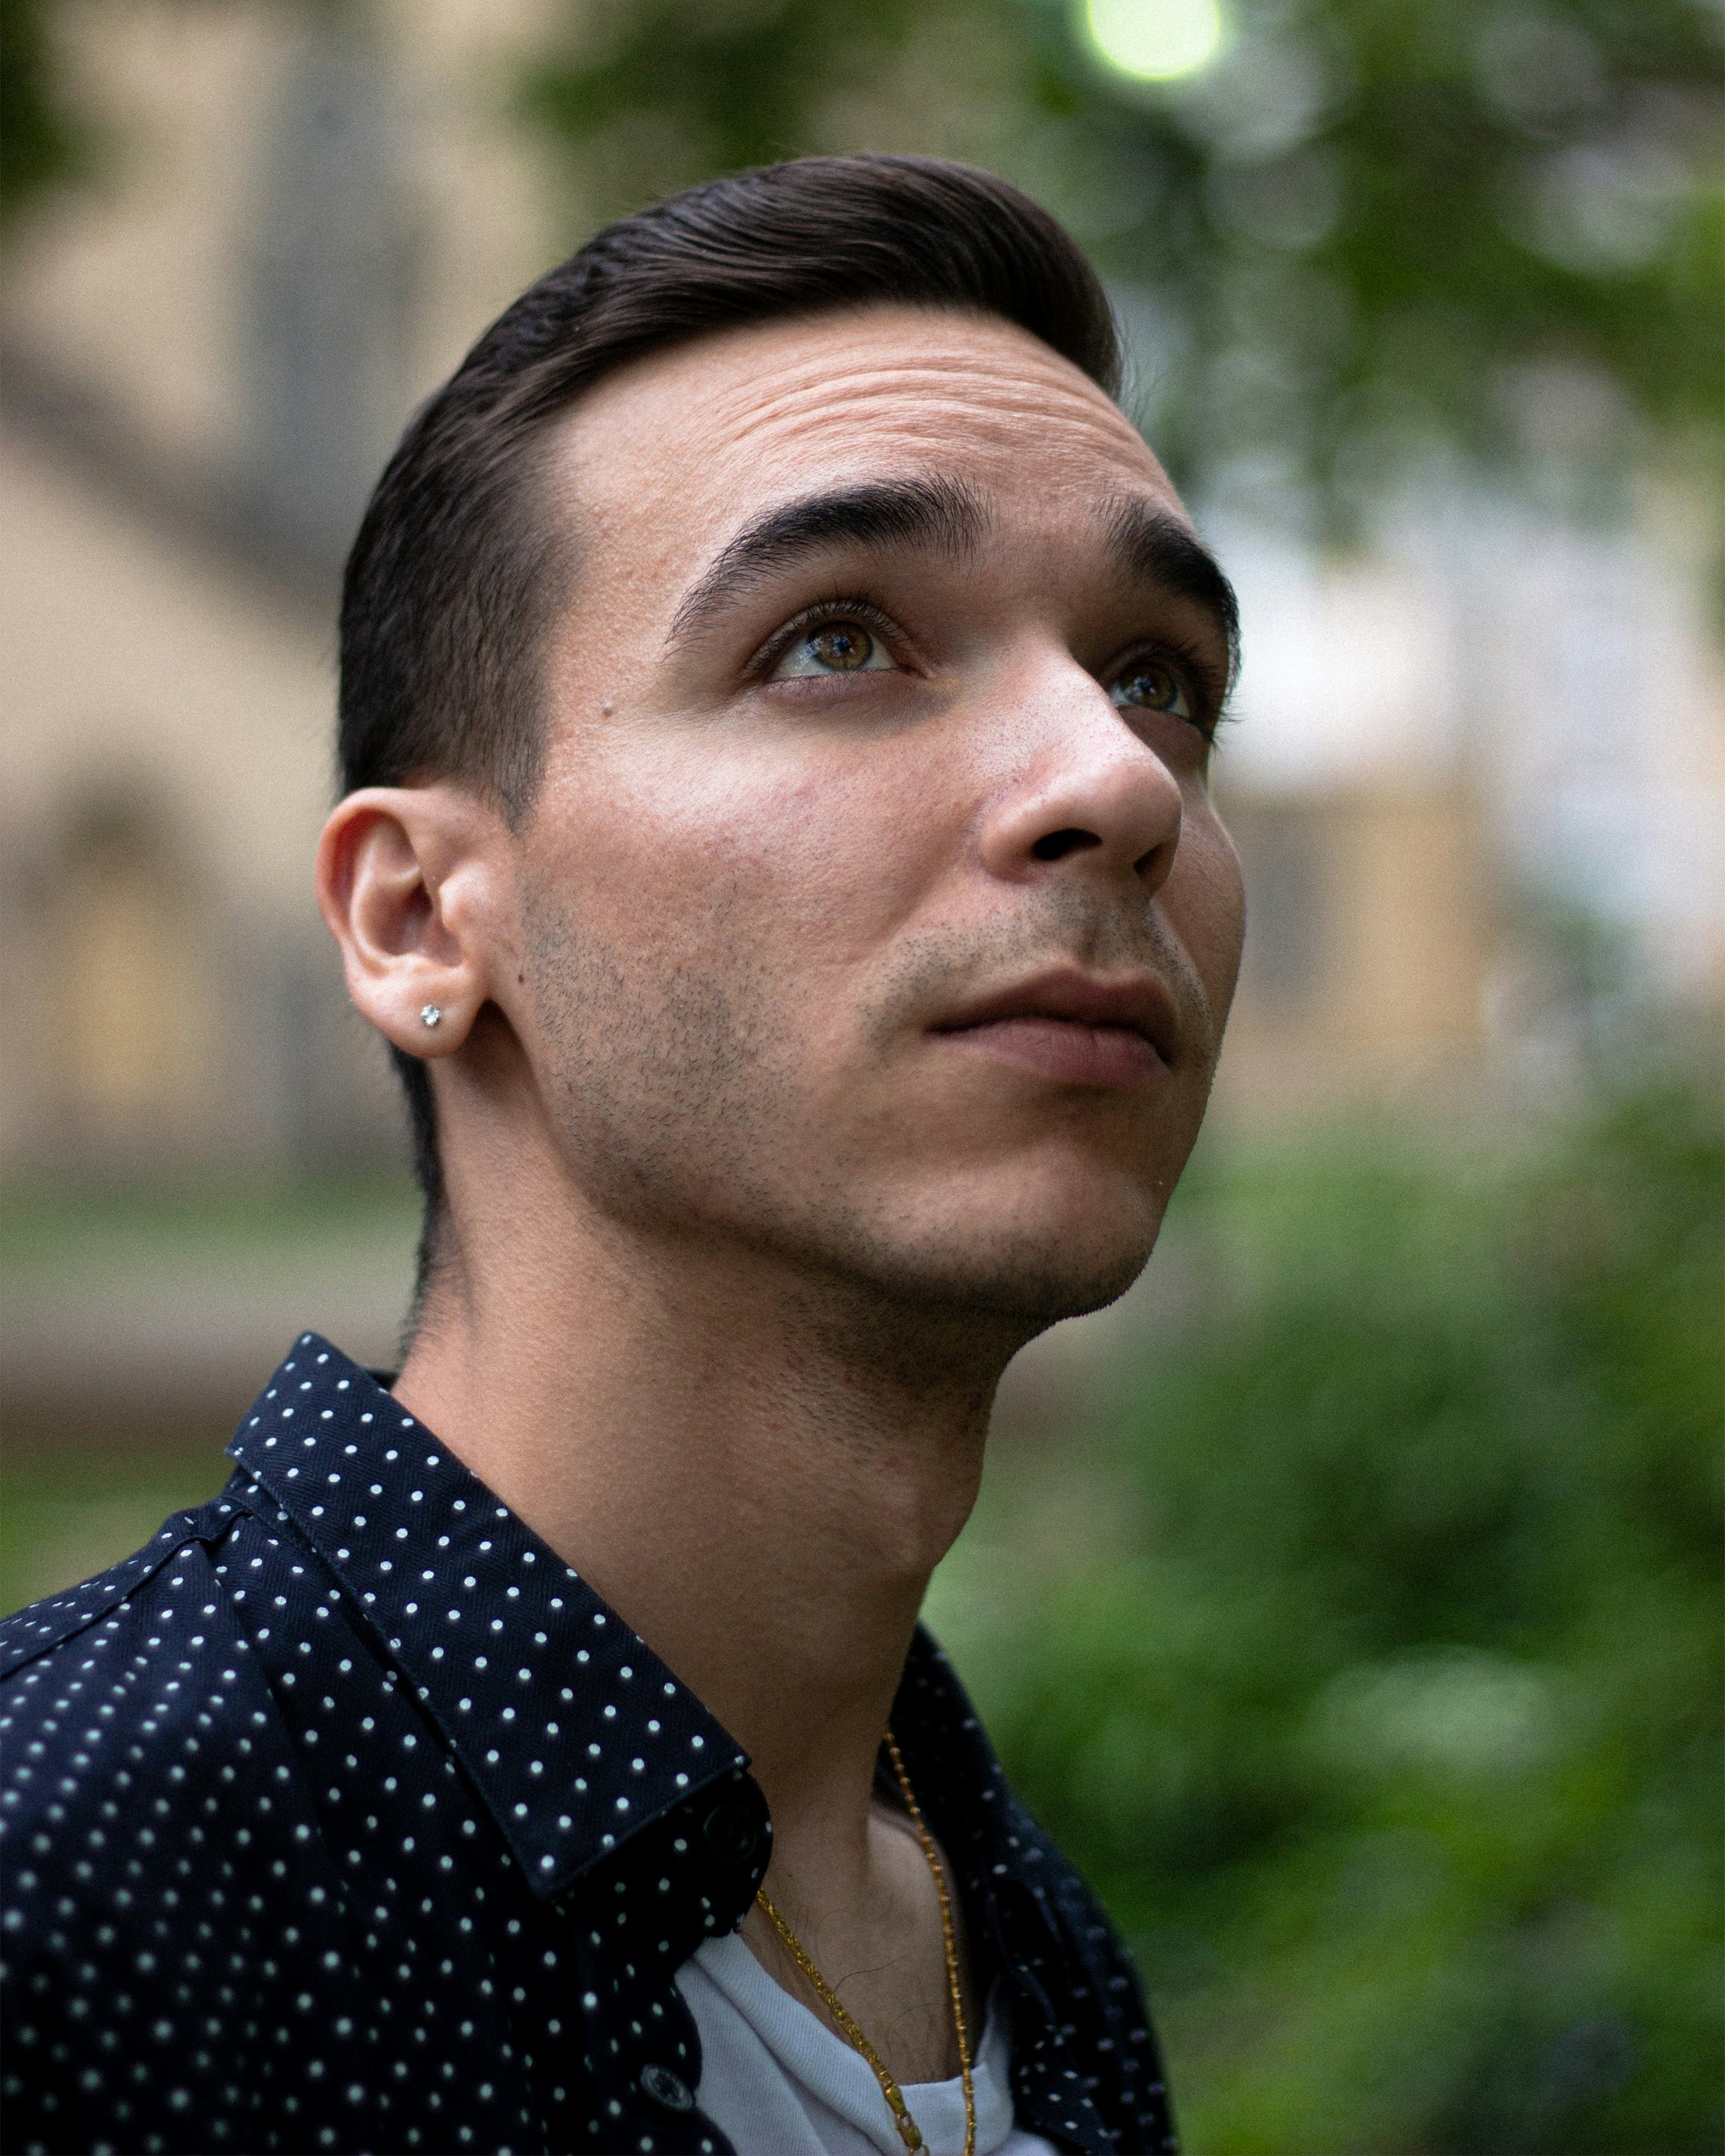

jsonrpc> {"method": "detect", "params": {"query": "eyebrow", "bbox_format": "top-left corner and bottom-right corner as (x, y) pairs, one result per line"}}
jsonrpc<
(664, 472), (1241, 697)
(1104, 496), (1241, 690)
(666, 475), (989, 649)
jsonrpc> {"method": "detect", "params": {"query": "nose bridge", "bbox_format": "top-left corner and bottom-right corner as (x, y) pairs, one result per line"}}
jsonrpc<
(974, 638), (1185, 884)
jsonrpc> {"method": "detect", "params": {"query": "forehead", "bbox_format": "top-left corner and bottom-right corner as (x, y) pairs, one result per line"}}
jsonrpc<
(553, 305), (1183, 557)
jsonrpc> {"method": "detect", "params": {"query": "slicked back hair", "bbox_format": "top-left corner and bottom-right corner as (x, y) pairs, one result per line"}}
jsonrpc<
(337, 154), (1123, 1317)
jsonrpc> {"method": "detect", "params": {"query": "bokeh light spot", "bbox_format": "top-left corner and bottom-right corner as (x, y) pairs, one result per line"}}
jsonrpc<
(1083, 0), (1225, 81)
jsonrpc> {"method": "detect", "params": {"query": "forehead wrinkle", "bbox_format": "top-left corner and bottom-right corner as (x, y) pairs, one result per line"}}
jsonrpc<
(569, 307), (1168, 529)
(696, 400), (1171, 548)
(694, 316), (1121, 410)
(708, 364), (1150, 466)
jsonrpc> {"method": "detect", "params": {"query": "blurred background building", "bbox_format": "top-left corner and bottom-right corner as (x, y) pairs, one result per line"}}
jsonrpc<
(2, 4), (1720, 2150)
(2, 2), (565, 1183)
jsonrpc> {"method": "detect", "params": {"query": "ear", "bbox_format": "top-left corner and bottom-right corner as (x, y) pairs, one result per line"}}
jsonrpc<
(315, 784), (511, 1058)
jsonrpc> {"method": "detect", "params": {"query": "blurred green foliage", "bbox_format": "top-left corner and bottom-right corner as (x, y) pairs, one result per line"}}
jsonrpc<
(522, 0), (1723, 526)
(0, 0), (83, 226)
(931, 1068), (1723, 2152)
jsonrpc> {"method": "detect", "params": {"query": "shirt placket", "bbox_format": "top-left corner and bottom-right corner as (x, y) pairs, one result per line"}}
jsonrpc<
(549, 1781), (770, 2154)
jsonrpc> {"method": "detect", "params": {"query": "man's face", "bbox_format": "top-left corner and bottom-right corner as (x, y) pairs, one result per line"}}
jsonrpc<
(508, 304), (1244, 1331)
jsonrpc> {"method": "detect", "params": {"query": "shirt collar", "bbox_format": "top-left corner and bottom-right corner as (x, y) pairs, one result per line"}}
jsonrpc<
(228, 1334), (752, 1901)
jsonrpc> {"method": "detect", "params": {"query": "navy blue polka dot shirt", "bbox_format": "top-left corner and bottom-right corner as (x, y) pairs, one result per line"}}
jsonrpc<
(2, 1337), (1176, 2154)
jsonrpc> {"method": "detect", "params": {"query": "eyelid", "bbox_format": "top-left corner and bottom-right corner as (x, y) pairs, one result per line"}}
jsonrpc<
(745, 596), (915, 680)
(1105, 634), (1228, 737)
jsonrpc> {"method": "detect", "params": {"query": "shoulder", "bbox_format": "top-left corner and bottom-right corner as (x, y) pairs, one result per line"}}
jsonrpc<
(0, 1484), (295, 1878)
(0, 1483), (252, 1681)
(2, 1483), (256, 1698)
(0, 1488), (356, 2151)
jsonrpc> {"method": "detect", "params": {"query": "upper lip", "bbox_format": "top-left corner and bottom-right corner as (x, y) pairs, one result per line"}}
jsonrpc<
(931, 965), (1180, 1066)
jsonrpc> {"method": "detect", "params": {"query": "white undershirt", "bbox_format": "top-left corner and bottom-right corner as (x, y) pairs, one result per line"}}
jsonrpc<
(676, 1931), (1062, 2156)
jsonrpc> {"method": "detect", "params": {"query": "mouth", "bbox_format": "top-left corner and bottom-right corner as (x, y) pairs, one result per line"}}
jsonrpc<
(928, 965), (1179, 1090)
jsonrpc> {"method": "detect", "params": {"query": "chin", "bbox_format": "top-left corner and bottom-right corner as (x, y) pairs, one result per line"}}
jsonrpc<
(935, 1234), (1153, 1329)
(822, 1174), (1168, 1338)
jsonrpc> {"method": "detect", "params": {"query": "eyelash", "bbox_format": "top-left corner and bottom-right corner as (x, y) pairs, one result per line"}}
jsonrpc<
(748, 596), (1231, 743)
(746, 596), (909, 680)
(1115, 632), (1231, 743)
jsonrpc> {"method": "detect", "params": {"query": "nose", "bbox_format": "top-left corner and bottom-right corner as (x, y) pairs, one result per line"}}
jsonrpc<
(974, 660), (1186, 898)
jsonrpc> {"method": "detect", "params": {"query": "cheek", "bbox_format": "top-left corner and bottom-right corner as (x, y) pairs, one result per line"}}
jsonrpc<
(1169, 806), (1247, 1004)
(537, 735), (947, 977)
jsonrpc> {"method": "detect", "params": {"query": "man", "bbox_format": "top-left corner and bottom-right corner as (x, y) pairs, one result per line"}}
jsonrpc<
(2, 156), (1242, 2155)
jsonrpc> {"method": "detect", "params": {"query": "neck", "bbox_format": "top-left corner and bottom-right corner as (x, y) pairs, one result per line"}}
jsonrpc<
(391, 1147), (1012, 1854)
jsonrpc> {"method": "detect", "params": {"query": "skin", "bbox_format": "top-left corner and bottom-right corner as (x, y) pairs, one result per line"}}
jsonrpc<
(317, 303), (1245, 2086)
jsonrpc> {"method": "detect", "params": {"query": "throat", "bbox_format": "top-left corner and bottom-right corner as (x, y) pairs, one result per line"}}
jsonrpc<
(741, 1789), (978, 2091)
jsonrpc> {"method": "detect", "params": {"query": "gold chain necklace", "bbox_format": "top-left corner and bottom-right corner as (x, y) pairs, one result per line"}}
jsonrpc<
(753, 1727), (976, 2156)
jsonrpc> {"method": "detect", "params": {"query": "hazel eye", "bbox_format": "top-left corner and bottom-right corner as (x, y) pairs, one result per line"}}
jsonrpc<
(1110, 660), (1190, 719)
(771, 620), (896, 678)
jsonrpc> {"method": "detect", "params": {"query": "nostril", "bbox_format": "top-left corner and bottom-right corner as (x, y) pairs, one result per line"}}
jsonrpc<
(1032, 828), (1101, 862)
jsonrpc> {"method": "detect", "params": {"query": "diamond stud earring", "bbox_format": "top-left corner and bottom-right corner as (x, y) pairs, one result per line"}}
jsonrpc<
(419, 1005), (442, 1028)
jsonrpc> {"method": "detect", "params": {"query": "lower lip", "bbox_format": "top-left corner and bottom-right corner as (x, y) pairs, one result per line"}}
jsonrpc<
(934, 1017), (1165, 1088)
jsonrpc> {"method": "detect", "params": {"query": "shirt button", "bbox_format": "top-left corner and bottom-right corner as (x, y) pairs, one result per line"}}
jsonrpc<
(702, 1795), (761, 1865)
(640, 2063), (694, 2112)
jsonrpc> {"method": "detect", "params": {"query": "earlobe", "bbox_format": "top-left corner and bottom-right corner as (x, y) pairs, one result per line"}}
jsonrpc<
(315, 786), (503, 1057)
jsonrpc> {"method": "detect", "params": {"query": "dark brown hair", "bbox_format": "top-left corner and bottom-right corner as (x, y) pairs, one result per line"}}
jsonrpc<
(337, 154), (1122, 1301)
